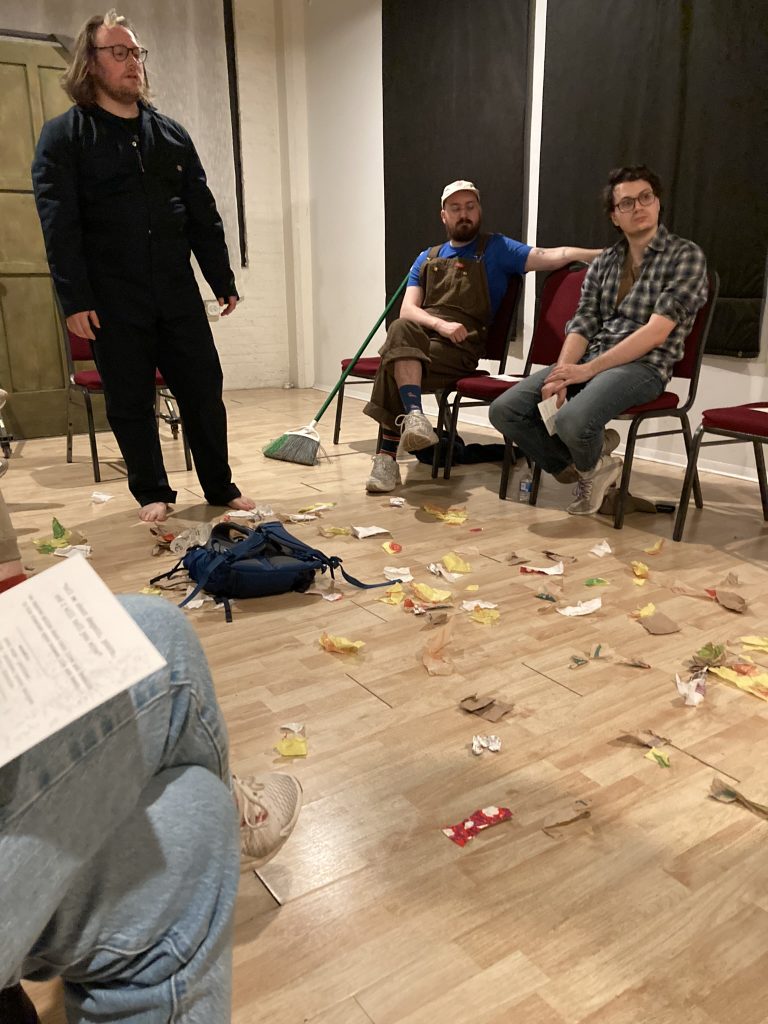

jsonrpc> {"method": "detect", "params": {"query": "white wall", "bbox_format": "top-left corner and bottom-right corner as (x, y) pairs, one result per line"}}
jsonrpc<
(303, 0), (386, 396)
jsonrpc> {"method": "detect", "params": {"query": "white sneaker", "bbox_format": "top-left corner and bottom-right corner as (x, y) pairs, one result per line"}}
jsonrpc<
(366, 453), (401, 493)
(567, 455), (623, 515)
(395, 411), (438, 455)
(233, 772), (302, 868)
(555, 429), (621, 484)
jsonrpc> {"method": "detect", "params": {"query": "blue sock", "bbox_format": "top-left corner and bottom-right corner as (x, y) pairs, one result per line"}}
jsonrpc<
(378, 431), (399, 457)
(399, 384), (423, 414)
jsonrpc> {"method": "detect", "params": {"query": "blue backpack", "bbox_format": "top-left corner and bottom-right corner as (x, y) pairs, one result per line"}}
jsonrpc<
(150, 520), (391, 621)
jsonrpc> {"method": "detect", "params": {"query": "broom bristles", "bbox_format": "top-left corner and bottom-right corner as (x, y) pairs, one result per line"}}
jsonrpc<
(263, 425), (321, 466)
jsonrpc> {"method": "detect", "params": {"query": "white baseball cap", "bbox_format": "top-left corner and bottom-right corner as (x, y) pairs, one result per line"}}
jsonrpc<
(441, 180), (481, 206)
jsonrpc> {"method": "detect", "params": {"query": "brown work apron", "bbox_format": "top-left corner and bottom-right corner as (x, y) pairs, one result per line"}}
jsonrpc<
(365, 234), (492, 429)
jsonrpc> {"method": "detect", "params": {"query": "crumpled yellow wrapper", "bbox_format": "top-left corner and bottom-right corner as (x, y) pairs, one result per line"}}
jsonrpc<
(645, 747), (670, 767)
(709, 665), (768, 701)
(422, 503), (468, 525)
(634, 602), (656, 619)
(740, 636), (768, 653)
(319, 632), (364, 654)
(411, 582), (452, 604)
(379, 582), (405, 605)
(470, 608), (500, 625)
(643, 538), (665, 555)
(442, 552), (471, 574)
(465, 584), (480, 592)
(631, 560), (649, 579)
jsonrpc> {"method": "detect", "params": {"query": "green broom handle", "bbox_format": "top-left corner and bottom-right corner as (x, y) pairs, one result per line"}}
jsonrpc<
(310, 273), (409, 425)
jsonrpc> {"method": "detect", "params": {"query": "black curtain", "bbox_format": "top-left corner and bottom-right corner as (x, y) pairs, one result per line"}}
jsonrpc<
(382, 1), (531, 312)
(537, 0), (768, 357)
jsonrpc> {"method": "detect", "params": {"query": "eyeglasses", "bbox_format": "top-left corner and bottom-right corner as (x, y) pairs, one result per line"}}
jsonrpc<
(614, 189), (656, 213)
(94, 44), (148, 63)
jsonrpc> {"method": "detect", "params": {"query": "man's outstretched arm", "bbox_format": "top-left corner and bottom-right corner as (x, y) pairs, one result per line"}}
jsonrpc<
(525, 246), (602, 272)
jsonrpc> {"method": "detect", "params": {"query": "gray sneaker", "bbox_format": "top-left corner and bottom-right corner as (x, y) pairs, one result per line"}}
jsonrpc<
(567, 455), (623, 515)
(396, 411), (438, 455)
(554, 429), (621, 485)
(366, 453), (401, 493)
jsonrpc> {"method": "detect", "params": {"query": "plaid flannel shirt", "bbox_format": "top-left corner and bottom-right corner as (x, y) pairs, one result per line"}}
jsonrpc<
(566, 224), (708, 384)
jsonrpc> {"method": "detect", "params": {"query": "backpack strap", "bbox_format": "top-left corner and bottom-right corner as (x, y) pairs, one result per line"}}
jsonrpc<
(323, 555), (397, 590)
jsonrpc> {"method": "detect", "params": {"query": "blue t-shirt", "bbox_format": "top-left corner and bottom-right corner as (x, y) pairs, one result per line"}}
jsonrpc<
(407, 233), (531, 318)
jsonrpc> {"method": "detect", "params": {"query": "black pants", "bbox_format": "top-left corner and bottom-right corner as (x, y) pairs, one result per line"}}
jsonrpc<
(91, 306), (240, 507)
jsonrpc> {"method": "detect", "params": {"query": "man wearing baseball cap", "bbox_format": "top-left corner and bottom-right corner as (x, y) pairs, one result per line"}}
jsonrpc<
(364, 180), (602, 493)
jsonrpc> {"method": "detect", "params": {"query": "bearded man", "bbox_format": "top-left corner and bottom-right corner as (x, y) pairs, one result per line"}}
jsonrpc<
(363, 180), (602, 493)
(32, 9), (254, 522)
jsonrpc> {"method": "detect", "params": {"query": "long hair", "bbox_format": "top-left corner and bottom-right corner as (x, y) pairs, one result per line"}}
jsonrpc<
(61, 9), (151, 107)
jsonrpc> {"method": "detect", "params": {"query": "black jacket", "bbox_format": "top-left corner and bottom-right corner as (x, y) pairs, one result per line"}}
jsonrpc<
(32, 102), (237, 321)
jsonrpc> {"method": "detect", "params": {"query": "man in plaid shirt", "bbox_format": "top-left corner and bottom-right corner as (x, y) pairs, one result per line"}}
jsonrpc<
(489, 165), (708, 515)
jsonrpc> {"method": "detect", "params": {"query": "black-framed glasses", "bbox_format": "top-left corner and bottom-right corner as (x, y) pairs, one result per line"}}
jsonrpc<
(614, 189), (656, 214)
(94, 44), (148, 63)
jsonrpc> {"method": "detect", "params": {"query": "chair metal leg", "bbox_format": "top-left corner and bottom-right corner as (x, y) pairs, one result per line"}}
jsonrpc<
(181, 420), (193, 471)
(679, 415), (703, 508)
(84, 391), (100, 483)
(673, 424), (705, 541)
(529, 462), (541, 505)
(66, 391), (74, 464)
(613, 419), (641, 530)
(332, 382), (346, 444)
(499, 441), (515, 499)
(443, 395), (463, 481)
(754, 441), (768, 521)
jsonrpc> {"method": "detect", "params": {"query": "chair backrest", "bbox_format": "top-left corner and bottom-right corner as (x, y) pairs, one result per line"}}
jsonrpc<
(524, 265), (587, 372)
(667, 271), (719, 411)
(485, 273), (524, 370)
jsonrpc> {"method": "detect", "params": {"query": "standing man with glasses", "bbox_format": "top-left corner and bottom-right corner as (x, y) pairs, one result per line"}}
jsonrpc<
(32, 9), (255, 523)
(489, 165), (708, 516)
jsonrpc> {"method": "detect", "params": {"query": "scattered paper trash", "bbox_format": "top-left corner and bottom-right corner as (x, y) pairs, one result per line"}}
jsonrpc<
(351, 525), (390, 539)
(442, 552), (471, 574)
(471, 734), (502, 756)
(470, 607), (500, 625)
(382, 540), (402, 555)
(633, 604), (680, 634)
(590, 540), (612, 557)
(708, 664), (768, 701)
(284, 513), (318, 523)
(389, 496), (406, 507)
(318, 525), (353, 538)
(90, 491), (114, 503)
(297, 502), (335, 514)
(275, 723), (308, 757)
(584, 577), (610, 587)
(422, 503), (468, 525)
(675, 670), (707, 706)
(740, 636), (768, 654)
(705, 588), (748, 613)
(442, 806), (512, 846)
(617, 729), (671, 749)
(631, 560), (649, 579)
(379, 582), (405, 605)
(319, 632), (364, 654)
(53, 544), (92, 559)
(506, 552), (531, 565)
(536, 590), (557, 602)
(34, 518), (87, 554)
(428, 562), (462, 582)
(643, 538), (665, 555)
(543, 549), (577, 564)
(383, 566), (412, 582)
(169, 524), (211, 555)
(411, 582), (452, 605)
(461, 599), (498, 612)
(521, 561), (564, 576)
(465, 584), (479, 592)
(557, 597), (602, 617)
(459, 694), (513, 722)
(140, 585), (163, 595)
(645, 747), (671, 767)
(710, 775), (768, 820)
(689, 641), (727, 667)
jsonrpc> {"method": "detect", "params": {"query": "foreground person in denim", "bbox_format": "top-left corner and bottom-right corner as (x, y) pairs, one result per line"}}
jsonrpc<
(0, 527), (301, 1023)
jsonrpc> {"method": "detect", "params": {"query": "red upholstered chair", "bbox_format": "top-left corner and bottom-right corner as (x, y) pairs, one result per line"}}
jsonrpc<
(64, 328), (192, 483)
(332, 274), (523, 446)
(673, 402), (768, 541)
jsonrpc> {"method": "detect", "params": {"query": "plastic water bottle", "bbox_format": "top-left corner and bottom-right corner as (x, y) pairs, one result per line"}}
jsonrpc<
(518, 474), (532, 503)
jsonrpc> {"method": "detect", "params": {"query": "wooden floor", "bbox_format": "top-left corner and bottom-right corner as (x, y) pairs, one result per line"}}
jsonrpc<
(6, 388), (768, 1024)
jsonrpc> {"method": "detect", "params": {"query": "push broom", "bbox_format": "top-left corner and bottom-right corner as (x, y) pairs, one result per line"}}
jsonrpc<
(263, 274), (409, 466)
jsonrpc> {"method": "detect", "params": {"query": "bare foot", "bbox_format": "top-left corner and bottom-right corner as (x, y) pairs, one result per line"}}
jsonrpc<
(228, 496), (256, 512)
(139, 502), (171, 523)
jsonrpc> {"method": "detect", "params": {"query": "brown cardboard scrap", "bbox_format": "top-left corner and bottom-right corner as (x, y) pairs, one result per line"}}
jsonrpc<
(710, 775), (768, 820)
(459, 693), (514, 722)
(638, 610), (680, 635)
